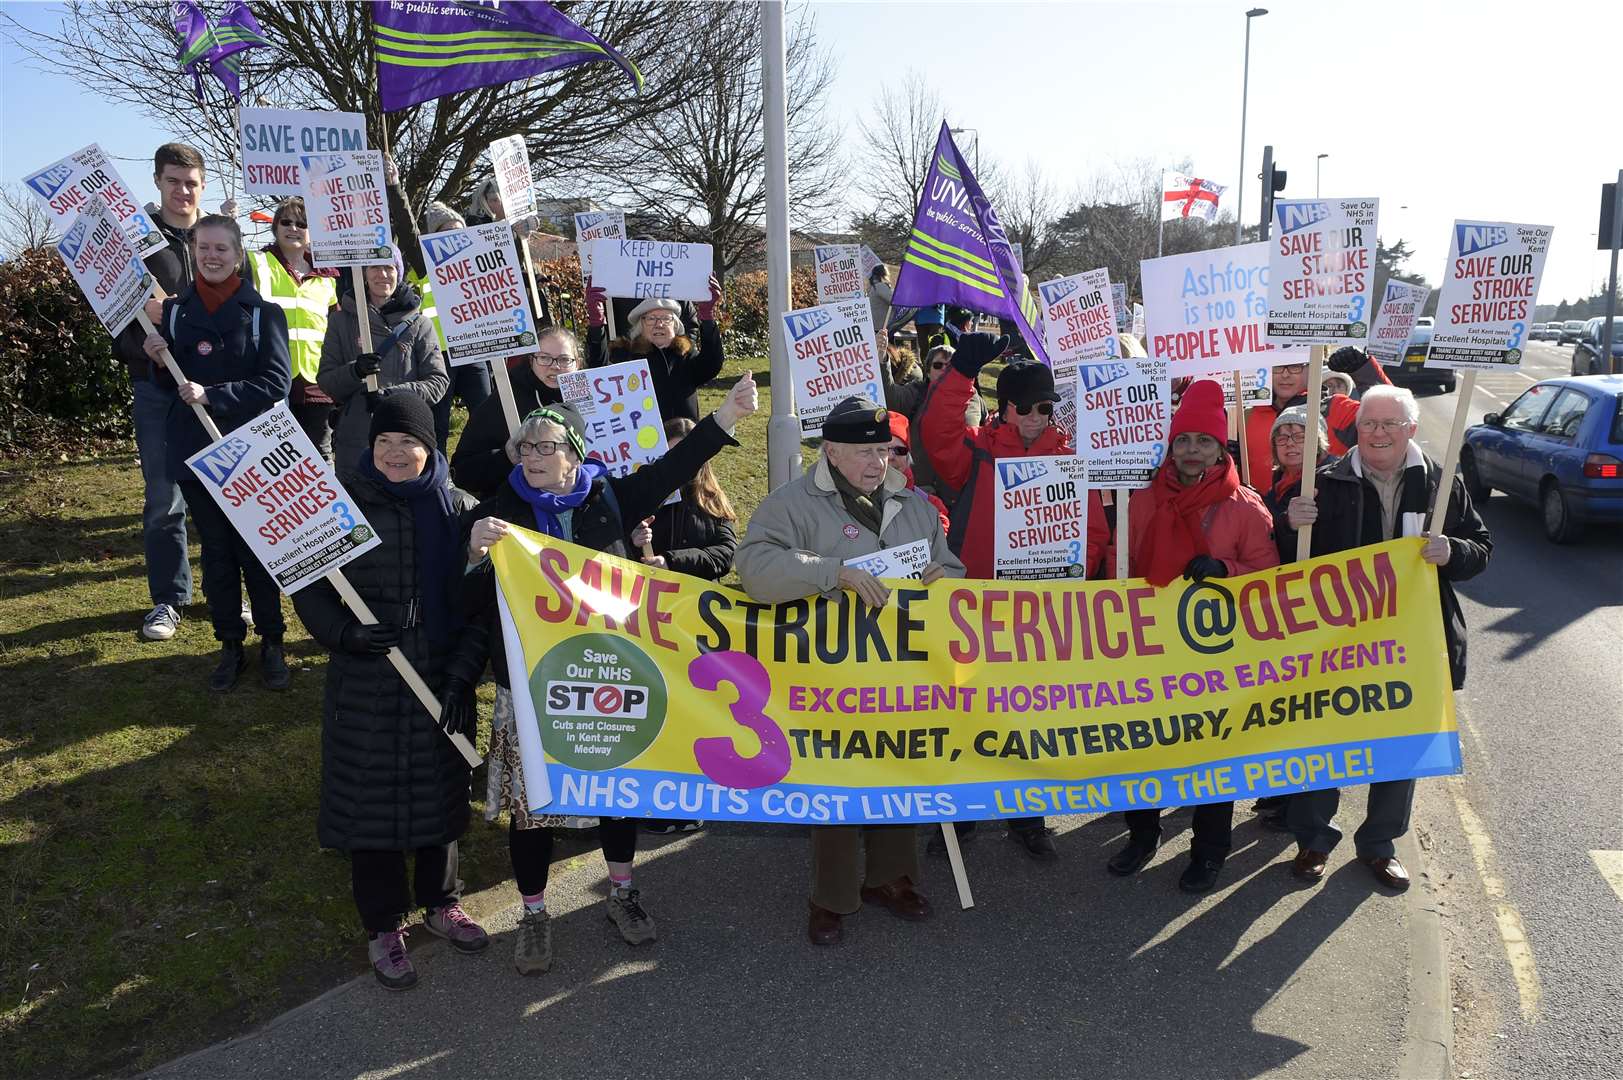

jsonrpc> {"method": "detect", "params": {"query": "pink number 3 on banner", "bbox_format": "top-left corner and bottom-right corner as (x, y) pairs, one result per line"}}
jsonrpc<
(688, 650), (791, 789)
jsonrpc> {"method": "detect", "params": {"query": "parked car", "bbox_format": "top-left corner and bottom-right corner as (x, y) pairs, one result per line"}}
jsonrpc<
(1460, 374), (1623, 542)
(1559, 319), (1587, 345)
(1380, 321), (1456, 392)
(1571, 316), (1623, 375)
(1534, 322), (1559, 342)
(1414, 316), (1434, 329)
(1527, 322), (1547, 341)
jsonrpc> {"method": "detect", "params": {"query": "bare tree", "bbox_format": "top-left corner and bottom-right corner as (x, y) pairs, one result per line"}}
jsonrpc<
(577, 3), (841, 278)
(997, 160), (1062, 278)
(853, 71), (942, 254)
(4, 1), (719, 269)
(0, 184), (59, 258)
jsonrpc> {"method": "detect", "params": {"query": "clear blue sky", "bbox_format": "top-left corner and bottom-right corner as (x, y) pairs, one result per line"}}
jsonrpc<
(3, 0), (1613, 303)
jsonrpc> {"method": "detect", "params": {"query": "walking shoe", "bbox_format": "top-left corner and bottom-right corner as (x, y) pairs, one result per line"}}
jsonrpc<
(1178, 857), (1224, 894)
(605, 888), (657, 944)
(807, 901), (844, 946)
(1358, 854), (1411, 892)
(208, 642), (247, 692)
(423, 902), (489, 953)
(1009, 825), (1059, 863)
(644, 819), (705, 835)
(1106, 835), (1160, 876)
(141, 604), (182, 641)
(368, 929), (417, 990)
(514, 907), (553, 975)
(1292, 848), (1330, 884)
(260, 640), (290, 691)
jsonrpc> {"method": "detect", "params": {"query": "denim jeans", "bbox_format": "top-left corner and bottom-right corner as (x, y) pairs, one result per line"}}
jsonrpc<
(433, 362), (494, 453)
(132, 378), (192, 608)
(176, 470), (286, 643)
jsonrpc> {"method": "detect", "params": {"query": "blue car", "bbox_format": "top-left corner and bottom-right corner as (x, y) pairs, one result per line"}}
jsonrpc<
(1460, 375), (1623, 542)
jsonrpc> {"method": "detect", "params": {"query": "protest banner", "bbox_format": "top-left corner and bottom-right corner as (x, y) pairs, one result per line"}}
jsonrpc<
(240, 107), (367, 196)
(490, 531), (1461, 829)
(814, 244), (865, 304)
(301, 151), (393, 269)
(1266, 198), (1380, 346)
(783, 298), (883, 436)
(1112, 282), (1130, 333)
(487, 135), (548, 327)
(24, 144), (166, 259)
(558, 358), (669, 478)
(993, 455), (1090, 580)
(1073, 357), (1171, 487)
(844, 539), (932, 581)
(1038, 269), (1120, 374)
(574, 209), (625, 279)
(420, 221), (535, 432)
(1427, 220), (1554, 370)
(55, 195), (154, 339)
(1366, 280), (1432, 365)
(1051, 372), (1079, 444)
(1132, 302), (1145, 339)
(859, 244), (883, 283)
(1140, 242), (1300, 385)
(585, 237), (714, 301)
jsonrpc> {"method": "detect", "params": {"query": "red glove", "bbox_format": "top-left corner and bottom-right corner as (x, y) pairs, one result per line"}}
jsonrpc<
(586, 280), (606, 328)
(695, 274), (721, 321)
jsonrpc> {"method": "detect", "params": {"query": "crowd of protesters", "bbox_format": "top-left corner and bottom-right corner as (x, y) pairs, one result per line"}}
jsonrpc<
(111, 139), (1489, 987)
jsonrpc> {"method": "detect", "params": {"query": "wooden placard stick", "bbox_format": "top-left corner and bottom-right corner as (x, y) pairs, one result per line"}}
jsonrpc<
(136, 310), (220, 440)
(350, 265), (379, 393)
(1426, 370), (1478, 537)
(939, 823), (975, 909)
(1232, 369), (1252, 488)
(1295, 347), (1326, 562)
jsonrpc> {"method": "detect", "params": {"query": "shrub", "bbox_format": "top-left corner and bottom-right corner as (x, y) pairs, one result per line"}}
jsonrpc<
(720, 267), (817, 356)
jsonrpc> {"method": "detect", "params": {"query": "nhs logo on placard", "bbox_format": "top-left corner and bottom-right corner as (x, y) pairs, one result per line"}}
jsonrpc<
(816, 246), (842, 266)
(1456, 223), (1509, 256)
(191, 437), (253, 487)
(785, 307), (832, 342)
(1080, 362), (1130, 391)
(576, 212), (608, 232)
(1276, 202), (1330, 234)
(424, 231), (474, 265)
(58, 219), (88, 261)
(1040, 277), (1080, 308)
(997, 459), (1047, 490)
(25, 163), (74, 201)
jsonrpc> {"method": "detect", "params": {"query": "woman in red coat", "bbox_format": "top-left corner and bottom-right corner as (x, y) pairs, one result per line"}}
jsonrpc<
(1111, 379), (1279, 893)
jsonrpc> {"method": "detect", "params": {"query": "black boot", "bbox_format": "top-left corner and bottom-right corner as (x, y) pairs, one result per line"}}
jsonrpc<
(1107, 834), (1160, 876)
(260, 638), (290, 691)
(1178, 856), (1224, 894)
(1009, 824), (1059, 863)
(209, 641), (248, 693)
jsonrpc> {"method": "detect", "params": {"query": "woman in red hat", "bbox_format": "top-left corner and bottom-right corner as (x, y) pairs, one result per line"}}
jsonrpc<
(1109, 379), (1279, 893)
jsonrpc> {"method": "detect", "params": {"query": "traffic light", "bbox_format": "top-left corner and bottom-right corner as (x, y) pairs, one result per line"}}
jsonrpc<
(1259, 145), (1287, 239)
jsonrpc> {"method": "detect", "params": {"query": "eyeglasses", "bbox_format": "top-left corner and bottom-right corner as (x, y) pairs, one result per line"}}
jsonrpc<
(1356, 418), (1411, 433)
(516, 440), (567, 457)
(533, 352), (576, 368)
(930, 361), (949, 371)
(888, 445), (910, 457)
(643, 314), (678, 326)
(1273, 430), (1307, 444)
(277, 218), (307, 229)
(1014, 402), (1054, 416)
(1277, 364), (1308, 375)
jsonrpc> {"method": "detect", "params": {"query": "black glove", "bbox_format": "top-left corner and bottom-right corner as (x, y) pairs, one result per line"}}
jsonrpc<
(440, 676), (477, 737)
(340, 621), (401, 655)
(949, 332), (1010, 379)
(351, 351), (382, 379)
(1183, 555), (1229, 581)
(1326, 346), (1369, 374)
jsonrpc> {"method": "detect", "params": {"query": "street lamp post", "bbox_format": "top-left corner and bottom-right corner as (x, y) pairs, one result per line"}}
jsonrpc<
(949, 126), (979, 173)
(1316, 153), (1328, 197)
(1237, 8), (1268, 244)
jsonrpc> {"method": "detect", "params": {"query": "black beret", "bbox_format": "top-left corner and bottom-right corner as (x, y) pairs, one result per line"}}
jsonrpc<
(821, 395), (891, 444)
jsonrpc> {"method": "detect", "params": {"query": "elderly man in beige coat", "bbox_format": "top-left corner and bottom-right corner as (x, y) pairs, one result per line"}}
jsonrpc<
(736, 395), (965, 946)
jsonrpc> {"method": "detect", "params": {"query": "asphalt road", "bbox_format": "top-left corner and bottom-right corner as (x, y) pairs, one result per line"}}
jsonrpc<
(1406, 339), (1623, 1079)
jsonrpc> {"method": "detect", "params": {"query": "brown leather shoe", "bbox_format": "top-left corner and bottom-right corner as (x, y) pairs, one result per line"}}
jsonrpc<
(808, 902), (844, 946)
(860, 877), (932, 922)
(1359, 855), (1411, 892)
(1291, 848), (1330, 883)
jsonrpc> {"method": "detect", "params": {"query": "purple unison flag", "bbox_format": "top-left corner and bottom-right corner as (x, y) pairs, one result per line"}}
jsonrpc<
(891, 123), (1048, 363)
(372, 0), (644, 113)
(172, 0), (214, 102)
(208, 1), (271, 100)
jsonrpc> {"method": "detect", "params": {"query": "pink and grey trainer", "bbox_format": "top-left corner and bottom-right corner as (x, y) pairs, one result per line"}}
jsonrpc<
(424, 902), (489, 953)
(368, 929), (417, 990)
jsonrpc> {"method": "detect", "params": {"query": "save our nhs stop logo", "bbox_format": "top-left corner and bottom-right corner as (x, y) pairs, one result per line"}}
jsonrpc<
(534, 633), (667, 770)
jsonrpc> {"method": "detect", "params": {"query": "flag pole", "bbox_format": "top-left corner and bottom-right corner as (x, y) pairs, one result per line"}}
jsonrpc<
(762, 1), (800, 491)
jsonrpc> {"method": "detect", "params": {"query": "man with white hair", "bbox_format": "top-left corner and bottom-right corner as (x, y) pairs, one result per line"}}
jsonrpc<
(1285, 385), (1491, 891)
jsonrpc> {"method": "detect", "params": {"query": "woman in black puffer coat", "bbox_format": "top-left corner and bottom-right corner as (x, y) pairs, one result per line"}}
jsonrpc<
(292, 394), (489, 992)
(628, 416), (740, 582)
(584, 281), (725, 423)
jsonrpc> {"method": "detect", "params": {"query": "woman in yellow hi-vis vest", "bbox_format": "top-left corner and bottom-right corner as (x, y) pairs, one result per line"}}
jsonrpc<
(248, 197), (338, 457)
(411, 201), (493, 454)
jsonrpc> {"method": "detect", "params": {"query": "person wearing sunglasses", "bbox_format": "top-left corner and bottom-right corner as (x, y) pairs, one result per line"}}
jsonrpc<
(919, 333), (1112, 863)
(1109, 380), (1280, 893)
(248, 195), (339, 458)
(462, 373), (759, 974)
(878, 342), (987, 511)
(450, 327), (581, 499)
(585, 281), (725, 423)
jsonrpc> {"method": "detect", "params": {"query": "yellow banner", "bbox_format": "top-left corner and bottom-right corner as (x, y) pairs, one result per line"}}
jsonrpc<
(492, 530), (1460, 825)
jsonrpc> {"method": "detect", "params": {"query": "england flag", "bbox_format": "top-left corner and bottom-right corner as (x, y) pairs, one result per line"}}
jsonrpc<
(1161, 172), (1226, 223)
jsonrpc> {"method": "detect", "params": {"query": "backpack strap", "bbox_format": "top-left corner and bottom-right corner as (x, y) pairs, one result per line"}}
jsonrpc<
(251, 307), (261, 352)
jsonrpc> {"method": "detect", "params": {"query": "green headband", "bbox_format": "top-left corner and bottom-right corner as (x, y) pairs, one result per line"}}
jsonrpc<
(523, 407), (587, 462)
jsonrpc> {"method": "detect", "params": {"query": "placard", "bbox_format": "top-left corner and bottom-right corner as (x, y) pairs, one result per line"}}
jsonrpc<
(1266, 198), (1379, 345)
(1131, 302), (1145, 339)
(1074, 358), (1171, 487)
(1366, 281), (1432, 365)
(302, 151), (394, 268)
(419, 221), (535, 367)
(843, 539), (932, 581)
(859, 244), (883, 282)
(23, 143), (166, 259)
(184, 401), (381, 593)
(240, 107), (367, 196)
(1112, 282), (1130, 332)
(55, 195), (154, 336)
(783, 298), (883, 436)
(814, 244), (864, 303)
(1038, 268), (1119, 374)
(557, 358), (669, 478)
(1427, 220), (1554, 370)
(993, 455), (1090, 580)
(574, 210), (625, 278)
(489, 135), (537, 223)
(584, 238), (713, 301)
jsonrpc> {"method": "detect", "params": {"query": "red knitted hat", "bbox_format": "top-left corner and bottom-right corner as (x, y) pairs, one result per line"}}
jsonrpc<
(1169, 379), (1229, 443)
(887, 411), (910, 448)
